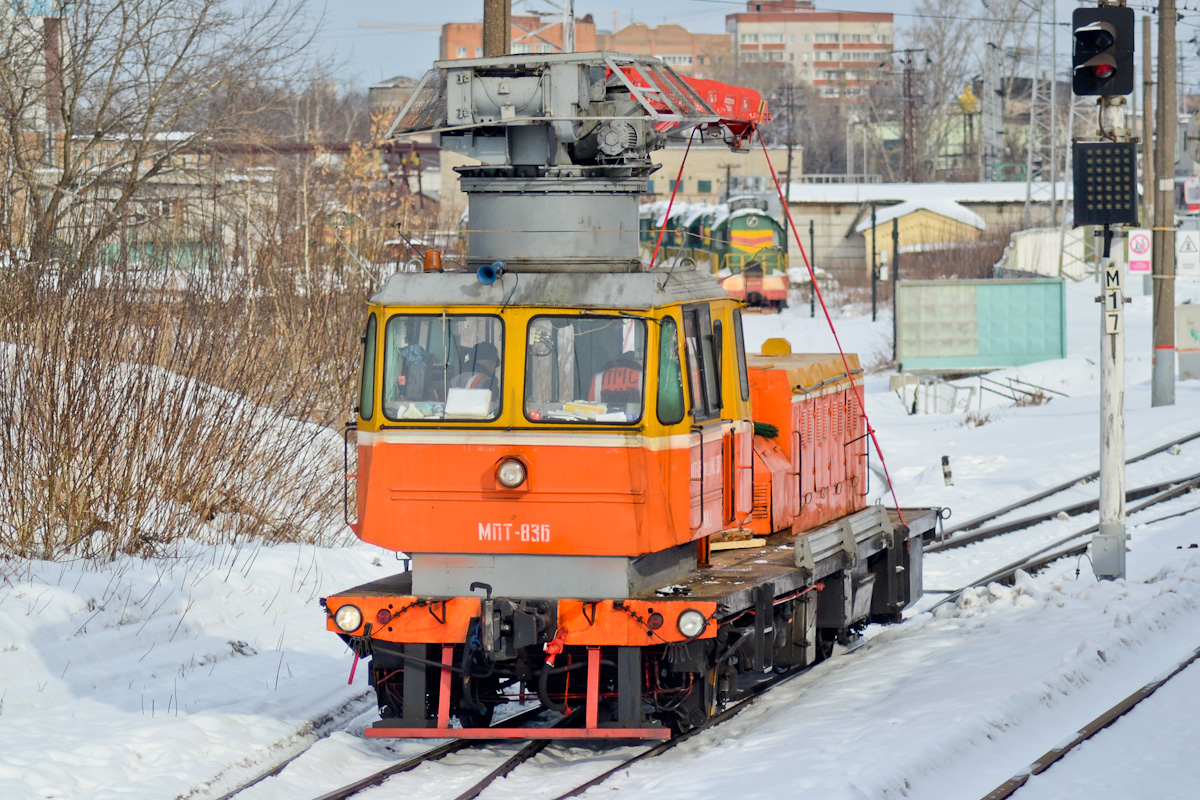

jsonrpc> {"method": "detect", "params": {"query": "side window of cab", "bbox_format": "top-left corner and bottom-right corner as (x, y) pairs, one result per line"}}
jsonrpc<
(681, 304), (721, 421)
(359, 313), (377, 421)
(657, 316), (685, 425)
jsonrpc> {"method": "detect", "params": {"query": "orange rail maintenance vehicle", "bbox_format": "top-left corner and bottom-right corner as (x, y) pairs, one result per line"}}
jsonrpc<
(323, 52), (934, 739)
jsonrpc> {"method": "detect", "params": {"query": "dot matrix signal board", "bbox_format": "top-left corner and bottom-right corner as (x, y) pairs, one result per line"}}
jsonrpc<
(1072, 141), (1139, 227)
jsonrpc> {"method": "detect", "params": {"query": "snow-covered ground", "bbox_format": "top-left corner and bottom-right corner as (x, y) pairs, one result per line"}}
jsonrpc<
(4, 276), (1200, 799)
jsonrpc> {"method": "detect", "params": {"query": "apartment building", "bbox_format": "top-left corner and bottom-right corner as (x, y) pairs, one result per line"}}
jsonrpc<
(595, 24), (729, 78)
(440, 14), (597, 60)
(726, 0), (893, 100)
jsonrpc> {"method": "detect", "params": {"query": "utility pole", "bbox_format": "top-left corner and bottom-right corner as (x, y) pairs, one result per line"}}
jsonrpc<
(891, 217), (900, 361)
(1142, 14), (1153, 228)
(781, 84), (795, 246)
(1152, 0), (1177, 407)
(809, 219), (816, 318)
(721, 162), (736, 202)
(871, 204), (878, 321)
(903, 55), (917, 181)
(483, 0), (512, 57)
(562, 0), (575, 52)
(885, 47), (924, 182)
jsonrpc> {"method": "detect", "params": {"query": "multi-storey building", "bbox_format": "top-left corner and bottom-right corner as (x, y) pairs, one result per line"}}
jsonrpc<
(595, 24), (729, 78)
(440, 14), (597, 60)
(725, 0), (892, 100)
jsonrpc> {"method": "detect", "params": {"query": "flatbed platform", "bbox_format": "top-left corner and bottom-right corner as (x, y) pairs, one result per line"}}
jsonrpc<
(644, 507), (936, 617)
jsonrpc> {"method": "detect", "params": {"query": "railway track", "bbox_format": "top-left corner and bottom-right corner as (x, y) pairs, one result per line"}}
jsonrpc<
(981, 643), (1200, 800)
(926, 478), (1200, 611)
(207, 691), (376, 800)
(926, 469), (1200, 554)
(221, 663), (804, 800)
(932, 428), (1200, 550)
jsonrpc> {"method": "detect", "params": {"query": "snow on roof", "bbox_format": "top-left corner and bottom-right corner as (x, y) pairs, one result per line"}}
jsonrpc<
(854, 199), (987, 233)
(788, 181), (1070, 205)
(681, 203), (720, 227)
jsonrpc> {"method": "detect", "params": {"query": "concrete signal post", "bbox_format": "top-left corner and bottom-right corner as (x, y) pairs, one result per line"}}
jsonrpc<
(1071, 3), (1136, 580)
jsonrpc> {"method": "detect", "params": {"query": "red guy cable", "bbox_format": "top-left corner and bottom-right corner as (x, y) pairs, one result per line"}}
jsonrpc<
(756, 133), (906, 526)
(648, 128), (697, 270)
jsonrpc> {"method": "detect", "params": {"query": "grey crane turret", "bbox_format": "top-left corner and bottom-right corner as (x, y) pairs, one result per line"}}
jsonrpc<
(388, 52), (762, 272)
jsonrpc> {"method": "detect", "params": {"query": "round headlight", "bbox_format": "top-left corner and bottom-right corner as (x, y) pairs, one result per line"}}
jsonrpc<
(677, 609), (707, 638)
(334, 604), (363, 633)
(497, 459), (527, 488)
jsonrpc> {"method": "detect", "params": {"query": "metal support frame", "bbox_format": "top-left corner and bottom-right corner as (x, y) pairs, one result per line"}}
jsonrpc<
(617, 647), (642, 727)
(402, 643), (429, 723)
(981, 43), (1005, 181)
(1023, 0), (1057, 228)
(372, 642), (667, 739)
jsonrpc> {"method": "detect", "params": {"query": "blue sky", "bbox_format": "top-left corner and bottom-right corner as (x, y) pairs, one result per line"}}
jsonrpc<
(310, 1), (1200, 97)
(313, 0), (907, 86)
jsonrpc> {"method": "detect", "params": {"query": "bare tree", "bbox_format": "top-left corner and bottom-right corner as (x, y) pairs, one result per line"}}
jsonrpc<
(0, 0), (323, 264)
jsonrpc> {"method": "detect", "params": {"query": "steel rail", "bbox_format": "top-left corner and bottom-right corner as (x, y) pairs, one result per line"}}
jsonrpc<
(928, 483), (1200, 611)
(304, 705), (550, 800)
(209, 691), (375, 800)
(548, 667), (807, 800)
(938, 429), (1200, 540)
(927, 470), (1200, 553)
(981, 644), (1200, 800)
(215, 704), (547, 800)
(449, 708), (585, 800)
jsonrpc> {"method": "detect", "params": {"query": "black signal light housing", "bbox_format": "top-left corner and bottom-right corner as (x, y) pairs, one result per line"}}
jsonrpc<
(1072, 6), (1134, 96)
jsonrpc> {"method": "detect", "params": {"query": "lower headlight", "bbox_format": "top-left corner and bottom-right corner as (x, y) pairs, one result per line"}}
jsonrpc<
(677, 609), (707, 638)
(334, 604), (363, 633)
(497, 458), (527, 488)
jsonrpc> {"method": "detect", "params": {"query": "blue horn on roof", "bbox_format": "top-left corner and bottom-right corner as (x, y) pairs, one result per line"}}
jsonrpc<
(476, 260), (506, 285)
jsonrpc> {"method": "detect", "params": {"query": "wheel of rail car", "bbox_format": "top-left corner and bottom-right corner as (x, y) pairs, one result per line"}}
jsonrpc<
(662, 667), (718, 735)
(458, 701), (495, 728)
(815, 629), (838, 662)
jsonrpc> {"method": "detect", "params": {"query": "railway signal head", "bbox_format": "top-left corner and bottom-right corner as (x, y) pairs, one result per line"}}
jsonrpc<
(1072, 6), (1134, 96)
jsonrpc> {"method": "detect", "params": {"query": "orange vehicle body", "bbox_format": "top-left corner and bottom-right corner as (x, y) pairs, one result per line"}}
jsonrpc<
(352, 425), (754, 559)
(745, 352), (867, 537)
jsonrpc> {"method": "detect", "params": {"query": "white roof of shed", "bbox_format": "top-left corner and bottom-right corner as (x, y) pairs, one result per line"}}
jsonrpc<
(854, 199), (987, 233)
(788, 181), (1070, 205)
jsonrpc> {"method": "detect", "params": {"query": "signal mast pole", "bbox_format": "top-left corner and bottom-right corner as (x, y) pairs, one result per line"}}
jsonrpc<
(1072, 3), (1136, 581)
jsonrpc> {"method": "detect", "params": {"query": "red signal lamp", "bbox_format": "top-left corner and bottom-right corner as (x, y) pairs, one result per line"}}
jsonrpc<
(1093, 64), (1115, 80)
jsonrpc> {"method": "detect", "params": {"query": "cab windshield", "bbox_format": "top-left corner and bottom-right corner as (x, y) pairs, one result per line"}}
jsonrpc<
(382, 314), (503, 421)
(524, 316), (647, 424)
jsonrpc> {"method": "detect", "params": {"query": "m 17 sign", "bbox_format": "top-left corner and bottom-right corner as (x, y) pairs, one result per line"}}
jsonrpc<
(1127, 228), (1151, 272)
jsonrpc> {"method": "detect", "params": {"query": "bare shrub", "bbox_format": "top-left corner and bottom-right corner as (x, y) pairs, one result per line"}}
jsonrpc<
(960, 409), (993, 428)
(864, 343), (897, 375)
(0, 226), (376, 564)
(1012, 389), (1050, 408)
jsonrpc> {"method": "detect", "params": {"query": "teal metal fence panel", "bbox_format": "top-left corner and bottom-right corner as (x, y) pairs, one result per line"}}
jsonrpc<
(897, 279), (1066, 371)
